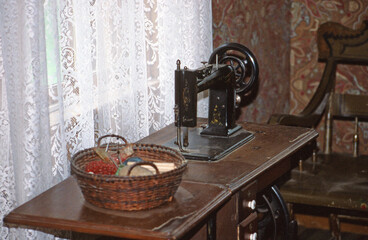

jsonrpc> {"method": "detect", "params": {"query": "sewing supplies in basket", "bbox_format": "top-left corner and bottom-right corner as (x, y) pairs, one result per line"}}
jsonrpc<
(86, 145), (177, 176)
(71, 134), (187, 211)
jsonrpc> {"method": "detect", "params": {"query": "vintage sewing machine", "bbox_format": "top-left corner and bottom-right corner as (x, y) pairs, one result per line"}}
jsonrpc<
(165, 43), (259, 161)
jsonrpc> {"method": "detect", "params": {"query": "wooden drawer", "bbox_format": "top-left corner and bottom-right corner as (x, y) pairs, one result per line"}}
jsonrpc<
(237, 212), (258, 240)
(238, 180), (257, 221)
(238, 181), (258, 240)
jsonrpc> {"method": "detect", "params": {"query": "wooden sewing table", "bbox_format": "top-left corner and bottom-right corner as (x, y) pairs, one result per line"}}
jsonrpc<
(4, 122), (318, 239)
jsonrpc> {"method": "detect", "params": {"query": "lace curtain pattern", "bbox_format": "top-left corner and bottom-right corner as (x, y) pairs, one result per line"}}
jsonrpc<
(0, 0), (212, 239)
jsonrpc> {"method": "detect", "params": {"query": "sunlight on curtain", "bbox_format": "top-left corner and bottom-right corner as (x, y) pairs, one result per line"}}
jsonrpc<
(0, 0), (55, 238)
(0, 35), (18, 239)
(0, 0), (212, 239)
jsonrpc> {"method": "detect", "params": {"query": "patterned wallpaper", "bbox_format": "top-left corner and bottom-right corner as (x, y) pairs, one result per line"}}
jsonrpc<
(212, 0), (368, 153)
(212, 0), (292, 123)
(290, 0), (368, 153)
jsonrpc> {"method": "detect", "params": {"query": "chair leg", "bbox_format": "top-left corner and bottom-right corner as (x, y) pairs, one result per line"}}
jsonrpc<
(329, 214), (341, 240)
(285, 203), (299, 240)
(298, 160), (303, 172)
(287, 203), (294, 220)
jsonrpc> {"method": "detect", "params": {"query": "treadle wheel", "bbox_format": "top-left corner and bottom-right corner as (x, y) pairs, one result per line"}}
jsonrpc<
(208, 43), (258, 97)
(256, 185), (297, 240)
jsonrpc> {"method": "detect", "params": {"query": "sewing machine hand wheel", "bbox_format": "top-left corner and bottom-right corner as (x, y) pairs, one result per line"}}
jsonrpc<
(208, 43), (259, 105)
(257, 185), (297, 240)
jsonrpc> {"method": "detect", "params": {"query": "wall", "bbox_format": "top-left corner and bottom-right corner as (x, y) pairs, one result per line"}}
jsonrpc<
(290, 0), (368, 153)
(212, 0), (292, 123)
(213, 0), (368, 153)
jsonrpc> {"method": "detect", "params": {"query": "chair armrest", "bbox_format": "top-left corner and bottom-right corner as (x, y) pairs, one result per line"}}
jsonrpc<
(268, 113), (322, 128)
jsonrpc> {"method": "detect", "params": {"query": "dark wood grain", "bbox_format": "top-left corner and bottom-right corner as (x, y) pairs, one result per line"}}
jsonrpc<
(5, 177), (229, 240)
(281, 153), (368, 213)
(4, 122), (318, 239)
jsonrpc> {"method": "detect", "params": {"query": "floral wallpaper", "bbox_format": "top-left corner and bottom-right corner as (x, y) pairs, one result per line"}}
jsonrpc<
(212, 0), (292, 123)
(290, 0), (368, 153)
(212, 0), (368, 154)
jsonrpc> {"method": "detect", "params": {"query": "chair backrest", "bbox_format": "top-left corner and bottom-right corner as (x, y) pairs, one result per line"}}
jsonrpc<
(269, 21), (368, 130)
(317, 21), (368, 156)
(317, 21), (368, 64)
(268, 21), (368, 155)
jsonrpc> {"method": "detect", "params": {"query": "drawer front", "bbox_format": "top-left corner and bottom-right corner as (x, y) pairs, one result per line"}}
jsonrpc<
(238, 180), (257, 221)
(237, 180), (258, 239)
(237, 212), (258, 240)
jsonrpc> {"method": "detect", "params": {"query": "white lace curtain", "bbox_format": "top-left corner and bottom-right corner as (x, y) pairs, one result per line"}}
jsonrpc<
(0, 0), (212, 239)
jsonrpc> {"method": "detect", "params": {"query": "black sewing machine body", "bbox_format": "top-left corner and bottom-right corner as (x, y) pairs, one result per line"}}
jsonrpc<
(175, 63), (240, 136)
(165, 43), (259, 161)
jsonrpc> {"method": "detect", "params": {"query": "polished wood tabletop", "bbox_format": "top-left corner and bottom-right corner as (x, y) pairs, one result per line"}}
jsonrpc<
(4, 122), (318, 239)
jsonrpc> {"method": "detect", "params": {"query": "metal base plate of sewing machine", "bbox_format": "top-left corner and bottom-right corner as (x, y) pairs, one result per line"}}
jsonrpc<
(164, 127), (254, 161)
(171, 42), (259, 161)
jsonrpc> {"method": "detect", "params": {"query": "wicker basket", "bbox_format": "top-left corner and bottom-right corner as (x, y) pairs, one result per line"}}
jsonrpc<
(71, 135), (187, 211)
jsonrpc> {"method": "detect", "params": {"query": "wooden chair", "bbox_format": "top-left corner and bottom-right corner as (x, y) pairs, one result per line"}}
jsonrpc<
(268, 21), (368, 240)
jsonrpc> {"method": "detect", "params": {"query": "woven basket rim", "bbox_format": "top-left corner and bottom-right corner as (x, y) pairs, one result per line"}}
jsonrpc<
(71, 142), (187, 181)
